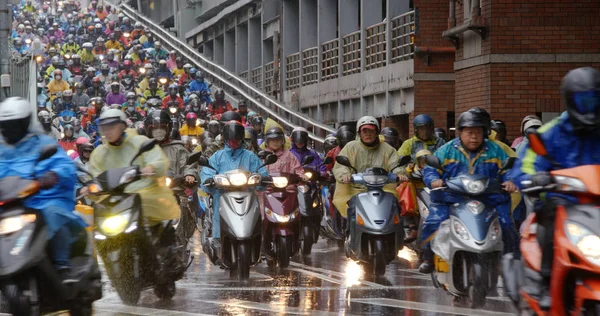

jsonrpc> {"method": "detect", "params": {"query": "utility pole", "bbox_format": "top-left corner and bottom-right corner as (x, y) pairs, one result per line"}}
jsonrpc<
(0, 0), (10, 101)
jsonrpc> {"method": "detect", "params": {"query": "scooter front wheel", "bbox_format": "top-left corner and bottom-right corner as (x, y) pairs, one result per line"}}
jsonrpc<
(301, 224), (314, 256)
(277, 236), (291, 268)
(372, 238), (386, 277)
(237, 241), (251, 280)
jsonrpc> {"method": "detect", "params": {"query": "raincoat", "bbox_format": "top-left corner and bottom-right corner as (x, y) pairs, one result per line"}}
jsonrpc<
(489, 129), (522, 213)
(266, 148), (304, 176)
(397, 135), (445, 160)
(46, 79), (70, 95)
(290, 143), (326, 173)
(332, 140), (401, 217)
(186, 80), (210, 96)
(88, 129), (180, 222)
(160, 141), (197, 178)
(259, 119), (291, 150)
(179, 124), (204, 137)
(325, 146), (341, 172)
(105, 92), (126, 105)
(200, 144), (268, 238)
(0, 133), (86, 239)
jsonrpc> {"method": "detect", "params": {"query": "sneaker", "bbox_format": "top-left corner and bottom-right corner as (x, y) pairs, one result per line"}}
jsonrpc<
(58, 268), (77, 284)
(418, 260), (434, 274)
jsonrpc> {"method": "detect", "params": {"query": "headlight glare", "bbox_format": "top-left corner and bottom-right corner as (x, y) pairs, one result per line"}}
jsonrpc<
(461, 178), (487, 194)
(0, 214), (36, 235)
(272, 176), (288, 188)
(228, 173), (248, 186)
(565, 221), (600, 266)
(100, 211), (132, 236)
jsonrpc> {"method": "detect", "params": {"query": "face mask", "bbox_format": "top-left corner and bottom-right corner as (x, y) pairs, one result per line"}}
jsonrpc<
(128, 106), (135, 112)
(55, 75), (61, 80)
(152, 128), (167, 141)
(192, 106), (199, 111)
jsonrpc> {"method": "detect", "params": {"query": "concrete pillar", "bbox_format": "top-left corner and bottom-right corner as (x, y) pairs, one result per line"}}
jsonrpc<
(318, 0), (337, 42)
(214, 34), (224, 65)
(236, 23), (249, 74)
(203, 40), (214, 61)
(248, 17), (261, 69)
(300, 0), (317, 50)
(282, 0), (299, 93)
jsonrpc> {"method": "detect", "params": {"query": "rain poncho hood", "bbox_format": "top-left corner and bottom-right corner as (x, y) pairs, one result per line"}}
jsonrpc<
(88, 129), (180, 222)
(332, 140), (402, 217)
(0, 133), (86, 238)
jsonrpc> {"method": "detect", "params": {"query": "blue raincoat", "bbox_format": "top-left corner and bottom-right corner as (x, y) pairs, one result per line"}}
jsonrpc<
(0, 133), (87, 239)
(290, 143), (326, 173)
(200, 144), (268, 238)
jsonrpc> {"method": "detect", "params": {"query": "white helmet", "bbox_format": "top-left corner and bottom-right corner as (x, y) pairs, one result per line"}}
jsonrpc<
(98, 108), (127, 126)
(523, 119), (543, 133)
(356, 115), (380, 133)
(0, 97), (31, 121)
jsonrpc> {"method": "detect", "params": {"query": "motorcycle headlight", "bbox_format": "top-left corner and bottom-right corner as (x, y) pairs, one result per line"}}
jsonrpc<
(166, 177), (172, 187)
(565, 221), (600, 266)
(64, 53), (70, 59)
(196, 118), (201, 126)
(35, 55), (43, 63)
(363, 174), (388, 185)
(489, 219), (501, 241)
(466, 200), (485, 215)
(169, 107), (177, 114)
(99, 211), (134, 236)
(555, 175), (587, 192)
(124, 32), (130, 38)
(159, 78), (168, 85)
(228, 173), (248, 186)
(119, 169), (138, 185)
(191, 138), (198, 145)
(214, 175), (230, 186)
(247, 174), (261, 185)
(25, 38), (32, 44)
(66, 149), (75, 156)
(98, 55), (104, 60)
(304, 171), (313, 180)
(0, 214), (36, 235)
(265, 208), (299, 223)
(272, 176), (288, 188)
(452, 218), (470, 240)
(461, 178), (487, 194)
(139, 67), (146, 74)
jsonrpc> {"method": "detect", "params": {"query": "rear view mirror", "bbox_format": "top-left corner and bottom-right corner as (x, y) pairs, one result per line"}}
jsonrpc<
(398, 155), (411, 166)
(526, 130), (547, 157)
(37, 145), (58, 163)
(335, 156), (352, 168)
(257, 150), (271, 160)
(321, 156), (333, 165)
(264, 154), (278, 166)
(187, 151), (202, 165)
(301, 155), (314, 166)
(425, 155), (445, 171)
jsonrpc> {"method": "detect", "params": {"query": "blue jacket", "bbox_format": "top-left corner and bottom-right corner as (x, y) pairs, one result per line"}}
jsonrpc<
(187, 79), (210, 95)
(423, 138), (511, 188)
(200, 144), (268, 194)
(290, 143), (326, 173)
(512, 112), (600, 195)
(0, 133), (86, 238)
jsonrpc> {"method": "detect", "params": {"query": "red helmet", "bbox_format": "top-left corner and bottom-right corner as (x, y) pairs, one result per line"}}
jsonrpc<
(186, 112), (197, 126)
(92, 77), (101, 83)
(123, 60), (132, 67)
(75, 137), (89, 145)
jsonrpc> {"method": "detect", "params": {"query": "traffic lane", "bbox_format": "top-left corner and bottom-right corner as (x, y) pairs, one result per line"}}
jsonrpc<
(95, 236), (517, 315)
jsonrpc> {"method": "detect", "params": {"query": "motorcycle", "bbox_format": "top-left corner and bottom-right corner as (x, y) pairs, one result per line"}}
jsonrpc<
(181, 135), (201, 152)
(319, 176), (347, 249)
(199, 154), (277, 280)
(297, 156), (333, 256)
(335, 156), (407, 276)
(85, 139), (189, 304)
(167, 101), (184, 132)
(424, 155), (515, 307)
(0, 145), (102, 316)
(503, 131), (600, 315)
(146, 98), (162, 116)
(397, 165), (430, 253)
(166, 152), (201, 241)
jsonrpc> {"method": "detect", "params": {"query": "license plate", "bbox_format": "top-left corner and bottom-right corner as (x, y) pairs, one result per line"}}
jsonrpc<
(435, 254), (449, 273)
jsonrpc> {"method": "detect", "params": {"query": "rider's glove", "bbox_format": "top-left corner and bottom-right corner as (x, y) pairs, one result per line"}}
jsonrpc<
(38, 171), (58, 189)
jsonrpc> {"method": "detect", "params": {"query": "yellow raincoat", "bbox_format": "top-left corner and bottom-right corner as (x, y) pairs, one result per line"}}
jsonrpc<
(332, 140), (402, 217)
(489, 130), (521, 212)
(88, 129), (180, 223)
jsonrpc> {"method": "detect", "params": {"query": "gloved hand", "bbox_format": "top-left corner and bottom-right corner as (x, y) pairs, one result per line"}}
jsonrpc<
(38, 171), (58, 189)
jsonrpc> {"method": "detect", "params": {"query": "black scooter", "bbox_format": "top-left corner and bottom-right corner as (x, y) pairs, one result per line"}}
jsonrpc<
(0, 145), (102, 316)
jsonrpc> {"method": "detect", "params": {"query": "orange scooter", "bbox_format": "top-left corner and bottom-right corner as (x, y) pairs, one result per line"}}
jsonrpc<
(503, 131), (600, 315)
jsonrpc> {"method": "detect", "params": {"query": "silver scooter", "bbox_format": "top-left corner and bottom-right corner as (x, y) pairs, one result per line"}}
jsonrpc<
(335, 156), (409, 277)
(199, 154), (277, 280)
(425, 155), (515, 308)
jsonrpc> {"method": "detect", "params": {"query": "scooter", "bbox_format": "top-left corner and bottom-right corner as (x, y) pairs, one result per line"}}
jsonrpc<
(503, 131), (600, 315)
(298, 156), (333, 256)
(335, 155), (408, 277)
(320, 178), (347, 249)
(199, 154), (277, 280)
(166, 153), (201, 241)
(86, 139), (188, 304)
(425, 155), (515, 308)
(0, 145), (102, 316)
(397, 165), (429, 253)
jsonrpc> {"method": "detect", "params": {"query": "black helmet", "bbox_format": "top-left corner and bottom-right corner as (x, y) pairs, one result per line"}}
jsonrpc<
(145, 109), (171, 136)
(291, 128), (309, 146)
(434, 127), (447, 140)
(323, 134), (337, 153)
(336, 129), (355, 148)
(222, 121), (245, 142)
(561, 67), (600, 132)
(381, 126), (401, 149)
(215, 88), (225, 100)
(220, 110), (242, 123)
(251, 116), (264, 126)
(490, 119), (506, 132)
(264, 126), (285, 142)
(202, 137), (214, 152)
(456, 108), (491, 136)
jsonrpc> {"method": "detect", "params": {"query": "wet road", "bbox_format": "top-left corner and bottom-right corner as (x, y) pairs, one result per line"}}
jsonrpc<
(92, 233), (517, 316)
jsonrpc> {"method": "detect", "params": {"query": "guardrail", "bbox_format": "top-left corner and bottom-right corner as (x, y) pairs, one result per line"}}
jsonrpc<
(391, 10), (416, 63)
(115, 2), (334, 143)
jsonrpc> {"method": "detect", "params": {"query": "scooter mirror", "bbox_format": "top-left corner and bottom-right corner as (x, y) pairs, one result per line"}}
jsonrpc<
(526, 130), (547, 157)
(321, 156), (333, 165)
(198, 156), (217, 171)
(424, 155), (445, 171)
(187, 151), (202, 165)
(264, 154), (278, 166)
(398, 155), (411, 166)
(502, 157), (517, 171)
(257, 150), (271, 160)
(301, 155), (314, 166)
(36, 144), (58, 163)
(335, 156), (352, 169)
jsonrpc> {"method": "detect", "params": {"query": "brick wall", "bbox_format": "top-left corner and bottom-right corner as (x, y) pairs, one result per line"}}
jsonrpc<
(413, 81), (455, 132)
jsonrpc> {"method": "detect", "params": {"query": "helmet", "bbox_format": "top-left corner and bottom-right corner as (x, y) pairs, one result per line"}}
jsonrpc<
(184, 63), (192, 70)
(434, 127), (447, 140)
(323, 134), (337, 152)
(100, 63), (109, 71)
(456, 108), (491, 135)
(520, 115), (542, 135)
(110, 81), (120, 91)
(189, 68), (198, 76)
(145, 110), (172, 137)
(356, 115), (380, 133)
(215, 88), (225, 100)
(63, 124), (75, 138)
(57, 59), (66, 68)
(202, 137), (214, 152)
(490, 119), (507, 138)
(0, 97), (32, 145)
(251, 116), (264, 127)
(149, 78), (158, 88)
(264, 126), (285, 142)
(62, 89), (73, 101)
(415, 149), (432, 160)
(220, 111), (242, 123)
(291, 127), (309, 145)
(98, 109), (128, 126)
(561, 67), (600, 131)
(123, 60), (132, 67)
(168, 83), (178, 95)
(222, 121), (245, 143)
(38, 110), (52, 125)
(336, 129), (355, 148)
(185, 112), (197, 127)
(523, 118), (543, 134)
(126, 92), (136, 100)
(381, 126), (401, 149)
(159, 59), (167, 65)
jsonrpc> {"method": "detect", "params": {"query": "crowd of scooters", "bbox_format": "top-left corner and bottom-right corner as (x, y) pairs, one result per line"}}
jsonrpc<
(3, 1), (600, 316)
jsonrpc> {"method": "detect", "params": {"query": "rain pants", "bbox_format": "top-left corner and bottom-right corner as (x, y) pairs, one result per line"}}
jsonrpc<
(88, 129), (180, 223)
(332, 140), (402, 217)
(0, 133), (86, 239)
(200, 144), (268, 238)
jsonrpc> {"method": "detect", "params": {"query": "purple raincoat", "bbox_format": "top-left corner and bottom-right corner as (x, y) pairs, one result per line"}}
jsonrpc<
(290, 143), (326, 173)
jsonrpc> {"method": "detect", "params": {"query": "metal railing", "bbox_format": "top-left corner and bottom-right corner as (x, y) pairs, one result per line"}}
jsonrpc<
(301, 47), (318, 86)
(285, 53), (300, 90)
(263, 61), (276, 95)
(342, 30), (361, 76)
(365, 22), (386, 70)
(321, 39), (339, 81)
(239, 71), (248, 81)
(8, 54), (33, 100)
(114, 2), (335, 143)
(391, 11), (416, 63)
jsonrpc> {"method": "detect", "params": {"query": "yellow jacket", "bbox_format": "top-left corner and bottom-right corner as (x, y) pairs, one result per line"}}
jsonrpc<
(105, 40), (123, 51)
(80, 50), (96, 64)
(46, 79), (70, 96)
(179, 124), (204, 137)
(489, 130), (521, 211)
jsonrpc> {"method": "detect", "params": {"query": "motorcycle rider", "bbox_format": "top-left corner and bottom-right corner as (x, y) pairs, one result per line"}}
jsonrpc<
(264, 126), (304, 176)
(325, 126), (355, 172)
(58, 89), (78, 114)
(206, 120), (221, 139)
(38, 110), (62, 140)
(87, 109), (180, 223)
(290, 127), (326, 174)
(514, 117), (543, 156)
(171, 57), (185, 78)
(68, 54), (84, 76)
(162, 83), (184, 109)
(381, 126), (402, 150)
(179, 112), (204, 138)
(490, 119), (509, 145)
(143, 78), (166, 101)
(332, 116), (403, 238)
(186, 69), (211, 101)
(58, 124), (77, 154)
(105, 33), (123, 51)
(419, 108), (519, 274)
(156, 59), (172, 79)
(82, 97), (105, 127)
(434, 127), (448, 141)
(106, 82), (126, 106)
(72, 83), (90, 109)
(202, 111), (243, 157)
(47, 69), (71, 96)
(512, 67), (600, 310)
(118, 60), (137, 80)
(208, 89), (233, 116)
(86, 77), (106, 98)
(322, 134), (337, 159)
(72, 118), (90, 140)
(74, 141), (94, 194)
(123, 93), (144, 122)
(200, 120), (268, 251)
(398, 114), (445, 160)
(0, 97), (87, 283)
(237, 99), (249, 124)
(511, 115), (543, 150)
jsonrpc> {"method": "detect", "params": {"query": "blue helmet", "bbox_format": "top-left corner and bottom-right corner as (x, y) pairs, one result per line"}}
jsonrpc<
(413, 114), (433, 128)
